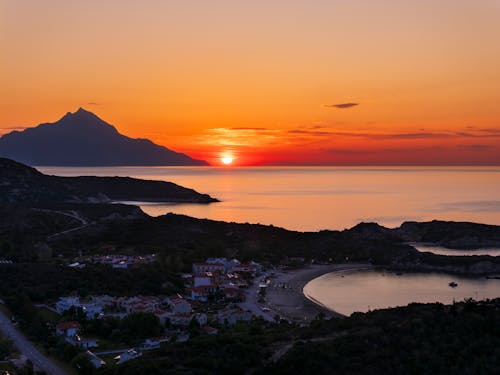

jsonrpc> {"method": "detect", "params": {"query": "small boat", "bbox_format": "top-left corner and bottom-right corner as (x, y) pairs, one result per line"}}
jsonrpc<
(449, 282), (458, 288)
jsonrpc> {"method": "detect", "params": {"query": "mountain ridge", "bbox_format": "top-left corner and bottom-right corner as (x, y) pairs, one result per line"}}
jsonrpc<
(0, 108), (208, 166)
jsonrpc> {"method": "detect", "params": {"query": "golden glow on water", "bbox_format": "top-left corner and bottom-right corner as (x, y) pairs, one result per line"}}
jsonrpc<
(38, 166), (500, 231)
(303, 270), (500, 316)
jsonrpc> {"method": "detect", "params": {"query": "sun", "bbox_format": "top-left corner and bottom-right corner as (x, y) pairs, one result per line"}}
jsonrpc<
(221, 156), (233, 165)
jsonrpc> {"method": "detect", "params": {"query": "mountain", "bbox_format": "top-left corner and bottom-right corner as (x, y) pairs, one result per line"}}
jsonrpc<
(0, 108), (208, 166)
(0, 158), (218, 204)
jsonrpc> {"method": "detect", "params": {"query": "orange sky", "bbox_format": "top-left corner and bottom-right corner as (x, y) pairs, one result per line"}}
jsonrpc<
(1, 0), (500, 165)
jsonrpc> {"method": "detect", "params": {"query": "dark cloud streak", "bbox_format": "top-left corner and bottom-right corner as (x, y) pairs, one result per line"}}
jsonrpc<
(324, 103), (359, 109)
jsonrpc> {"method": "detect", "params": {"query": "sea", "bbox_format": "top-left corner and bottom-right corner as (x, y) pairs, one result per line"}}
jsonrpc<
(39, 165), (500, 313)
(39, 166), (500, 231)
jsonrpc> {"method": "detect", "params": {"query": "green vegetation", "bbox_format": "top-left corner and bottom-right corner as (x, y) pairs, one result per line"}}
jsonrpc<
(0, 263), (182, 302)
(91, 299), (500, 375)
(0, 334), (13, 361)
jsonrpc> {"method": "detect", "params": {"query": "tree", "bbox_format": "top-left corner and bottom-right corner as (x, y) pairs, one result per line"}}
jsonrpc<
(71, 353), (96, 375)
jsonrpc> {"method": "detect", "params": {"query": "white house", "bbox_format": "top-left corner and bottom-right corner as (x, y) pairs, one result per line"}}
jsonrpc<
(80, 303), (103, 319)
(115, 349), (142, 364)
(86, 351), (105, 368)
(192, 263), (225, 276)
(166, 295), (192, 314)
(142, 336), (170, 350)
(189, 285), (217, 302)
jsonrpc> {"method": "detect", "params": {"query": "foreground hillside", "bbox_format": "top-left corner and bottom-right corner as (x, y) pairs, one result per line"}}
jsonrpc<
(97, 299), (500, 375)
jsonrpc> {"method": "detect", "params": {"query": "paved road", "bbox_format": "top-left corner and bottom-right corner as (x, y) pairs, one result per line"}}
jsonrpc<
(0, 308), (67, 375)
(238, 277), (276, 322)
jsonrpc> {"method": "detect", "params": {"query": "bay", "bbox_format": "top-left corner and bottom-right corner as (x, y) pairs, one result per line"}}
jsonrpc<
(38, 166), (500, 231)
(303, 269), (500, 316)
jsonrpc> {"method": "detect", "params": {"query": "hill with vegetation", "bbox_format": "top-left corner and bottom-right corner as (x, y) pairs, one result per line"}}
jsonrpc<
(0, 158), (217, 204)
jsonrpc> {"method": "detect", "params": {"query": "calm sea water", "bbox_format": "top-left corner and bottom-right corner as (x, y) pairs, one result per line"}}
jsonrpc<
(303, 269), (500, 316)
(38, 166), (500, 231)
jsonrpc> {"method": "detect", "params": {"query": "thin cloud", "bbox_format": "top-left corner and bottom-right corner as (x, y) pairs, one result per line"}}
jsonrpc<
(458, 144), (496, 150)
(86, 102), (101, 106)
(230, 127), (268, 131)
(324, 103), (359, 109)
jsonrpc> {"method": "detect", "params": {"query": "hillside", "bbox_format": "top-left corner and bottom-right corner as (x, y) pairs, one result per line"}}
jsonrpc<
(0, 108), (208, 166)
(0, 158), (217, 204)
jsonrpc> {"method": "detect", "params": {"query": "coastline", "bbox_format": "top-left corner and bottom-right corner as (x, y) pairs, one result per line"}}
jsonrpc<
(265, 263), (373, 322)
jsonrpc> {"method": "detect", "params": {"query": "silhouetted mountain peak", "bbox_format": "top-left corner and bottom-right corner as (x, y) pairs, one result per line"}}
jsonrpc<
(56, 108), (118, 133)
(0, 109), (208, 166)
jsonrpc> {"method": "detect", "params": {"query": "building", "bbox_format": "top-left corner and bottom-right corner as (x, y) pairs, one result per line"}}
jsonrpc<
(189, 285), (218, 302)
(55, 297), (80, 314)
(204, 326), (219, 335)
(141, 336), (170, 350)
(232, 263), (259, 276)
(80, 303), (103, 319)
(115, 349), (142, 364)
(169, 313), (207, 327)
(216, 308), (253, 325)
(165, 295), (192, 314)
(55, 321), (81, 337)
(55, 297), (103, 319)
(192, 263), (225, 276)
(223, 287), (246, 302)
(86, 351), (105, 368)
(206, 258), (241, 272)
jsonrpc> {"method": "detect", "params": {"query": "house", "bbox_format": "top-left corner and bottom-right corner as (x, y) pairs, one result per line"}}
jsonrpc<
(80, 303), (103, 319)
(75, 336), (98, 349)
(189, 285), (218, 302)
(192, 263), (225, 276)
(169, 313), (207, 327)
(223, 287), (246, 302)
(86, 351), (105, 368)
(204, 326), (219, 335)
(115, 349), (142, 364)
(122, 296), (161, 314)
(55, 297), (80, 314)
(112, 261), (129, 269)
(232, 263), (258, 276)
(206, 257), (241, 272)
(165, 295), (192, 314)
(56, 321), (81, 337)
(141, 336), (170, 350)
(68, 262), (85, 269)
(55, 297), (104, 319)
(194, 275), (213, 287)
(216, 308), (253, 325)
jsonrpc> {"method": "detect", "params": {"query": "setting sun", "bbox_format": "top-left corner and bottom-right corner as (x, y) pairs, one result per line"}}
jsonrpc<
(221, 156), (233, 165)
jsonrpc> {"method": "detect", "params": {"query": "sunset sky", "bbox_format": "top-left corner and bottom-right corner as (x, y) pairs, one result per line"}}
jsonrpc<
(1, 0), (500, 165)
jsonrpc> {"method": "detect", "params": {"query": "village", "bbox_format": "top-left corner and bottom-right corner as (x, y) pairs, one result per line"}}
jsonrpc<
(50, 257), (269, 368)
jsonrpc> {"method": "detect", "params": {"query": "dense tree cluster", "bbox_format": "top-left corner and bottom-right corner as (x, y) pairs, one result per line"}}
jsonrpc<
(0, 263), (182, 302)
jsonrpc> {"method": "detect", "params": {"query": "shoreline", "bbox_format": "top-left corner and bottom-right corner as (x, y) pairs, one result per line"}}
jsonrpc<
(265, 263), (373, 322)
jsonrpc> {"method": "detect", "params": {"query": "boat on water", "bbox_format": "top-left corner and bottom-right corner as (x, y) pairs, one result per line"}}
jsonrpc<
(449, 281), (458, 288)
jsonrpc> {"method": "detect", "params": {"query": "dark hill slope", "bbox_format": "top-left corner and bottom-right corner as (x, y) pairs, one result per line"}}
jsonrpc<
(0, 158), (217, 204)
(395, 220), (500, 249)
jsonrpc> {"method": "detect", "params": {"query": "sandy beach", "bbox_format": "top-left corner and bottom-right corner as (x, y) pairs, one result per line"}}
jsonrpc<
(265, 263), (373, 322)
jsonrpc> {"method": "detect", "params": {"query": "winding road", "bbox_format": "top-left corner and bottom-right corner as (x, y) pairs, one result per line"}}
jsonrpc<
(0, 308), (67, 375)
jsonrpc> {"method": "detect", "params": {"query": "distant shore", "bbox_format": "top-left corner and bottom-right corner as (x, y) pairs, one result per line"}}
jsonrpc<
(265, 263), (373, 322)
